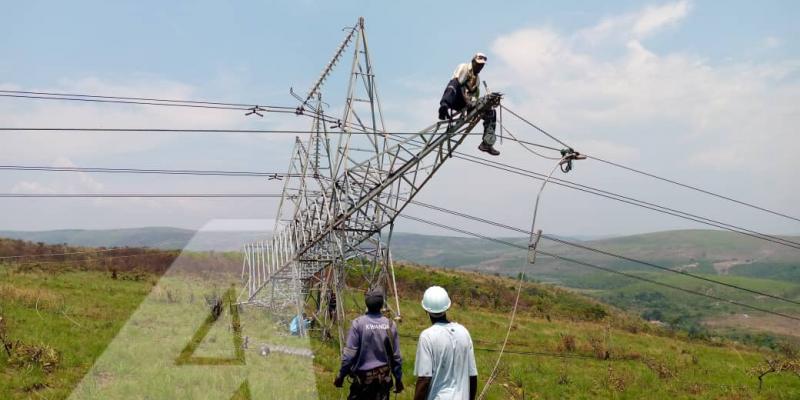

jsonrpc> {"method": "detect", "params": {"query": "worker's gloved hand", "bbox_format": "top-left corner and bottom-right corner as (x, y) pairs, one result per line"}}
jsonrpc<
(394, 379), (404, 393)
(333, 375), (344, 388)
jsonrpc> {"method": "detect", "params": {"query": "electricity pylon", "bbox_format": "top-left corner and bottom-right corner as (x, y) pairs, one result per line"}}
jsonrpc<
(239, 17), (502, 343)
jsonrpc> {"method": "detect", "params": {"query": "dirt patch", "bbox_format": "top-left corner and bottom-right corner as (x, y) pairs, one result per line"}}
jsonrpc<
(673, 262), (698, 272)
(711, 259), (753, 275)
(705, 314), (800, 338)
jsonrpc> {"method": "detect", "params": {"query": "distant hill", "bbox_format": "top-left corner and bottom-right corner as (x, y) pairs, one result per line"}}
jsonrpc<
(0, 227), (268, 251)
(0, 227), (194, 249)
(1, 227), (798, 280)
(391, 229), (800, 282)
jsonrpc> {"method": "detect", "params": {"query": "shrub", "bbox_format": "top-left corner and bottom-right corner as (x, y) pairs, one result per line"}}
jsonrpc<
(749, 358), (800, 392)
(581, 304), (608, 321)
(587, 331), (610, 360)
(606, 365), (627, 392)
(7, 341), (60, 373)
(0, 316), (10, 357)
(558, 334), (576, 352)
(644, 358), (675, 380)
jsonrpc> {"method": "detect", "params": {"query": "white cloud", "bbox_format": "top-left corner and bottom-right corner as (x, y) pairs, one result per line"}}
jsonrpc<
(489, 3), (800, 175)
(10, 181), (56, 194)
(0, 77), (304, 165)
(764, 36), (782, 49)
(476, 1), (800, 235)
(577, 0), (690, 44)
(51, 157), (105, 192)
(0, 77), (296, 230)
(1, 2), (797, 236)
(632, 0), (691, 38)
(9, 157), (104, 194)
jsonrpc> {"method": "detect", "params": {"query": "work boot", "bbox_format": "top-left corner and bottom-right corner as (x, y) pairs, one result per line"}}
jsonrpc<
(478, 142), (500, 156)
(438, 105), (448, 120)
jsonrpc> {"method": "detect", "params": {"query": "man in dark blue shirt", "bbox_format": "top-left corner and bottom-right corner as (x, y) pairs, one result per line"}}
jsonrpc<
(334, 288), (404, 399)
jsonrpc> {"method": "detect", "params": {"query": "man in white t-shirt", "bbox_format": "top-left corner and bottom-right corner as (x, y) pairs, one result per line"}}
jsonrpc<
(413, 286), (477, 400)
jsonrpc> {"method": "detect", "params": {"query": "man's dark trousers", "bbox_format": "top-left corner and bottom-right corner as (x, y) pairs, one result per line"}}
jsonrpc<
(347, 365), (392, 400)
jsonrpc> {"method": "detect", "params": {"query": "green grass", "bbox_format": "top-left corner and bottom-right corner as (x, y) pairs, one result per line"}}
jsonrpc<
(2, 263), (800, 399)
(0, 269), (154, 398)
(563, 269), (800, 342)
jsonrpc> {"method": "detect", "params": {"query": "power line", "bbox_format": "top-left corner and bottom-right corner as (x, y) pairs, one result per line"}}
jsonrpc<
(8, 129), (794, 251)
(0, 89), (297, 110)
(9, 176), (790, 307)
(9, 129), (790, 251)
(7, 88), (795, 225)
(498, 105), (800, 224)
(0, 165), (304, 178)
(384, 133), (800, 251)
(397, 213), (800, 323)
(0, 193), (288, 198)
(0, 93), (265, 112)
(6, 128), (794, 250)
(586, 155), (800, 224)
(501, 105), (573, 150)
(0, 90), (562, 150)
(539, 235), (800, 307)
(403, 197), (800, 308)
(446, 144), (800, 249)
(0, 90), (298, 113)
(454, 152), (800, 251)
(502, 126), (562, 159)
(4, 102), (797, 250)
(0, 127), (482, 136)
(0, 90), (356, 130)
(6, 95), (800, 270)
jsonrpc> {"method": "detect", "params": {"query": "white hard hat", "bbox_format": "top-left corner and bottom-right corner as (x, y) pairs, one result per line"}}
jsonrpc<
(473, 52), (487, 64)
(421, 286), (451, 314)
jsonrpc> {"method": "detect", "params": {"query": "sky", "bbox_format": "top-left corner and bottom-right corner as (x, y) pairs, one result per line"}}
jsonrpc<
(0, 0), (799, 238)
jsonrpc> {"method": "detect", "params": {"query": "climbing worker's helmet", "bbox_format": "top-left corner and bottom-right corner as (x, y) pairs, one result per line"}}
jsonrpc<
(473, 52), (488, 64)
(421, 286), (451, 315)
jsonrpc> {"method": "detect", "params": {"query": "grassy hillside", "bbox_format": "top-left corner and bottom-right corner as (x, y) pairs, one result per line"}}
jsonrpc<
(392, 230), (800, 343)
(0, 227), (195, 249)
(392, 230), (800, 280)
(2, 228), (798, 346)
(2, 247), (799, 398)
(573, 270), (800, 338)
(0, 227), (269, 251)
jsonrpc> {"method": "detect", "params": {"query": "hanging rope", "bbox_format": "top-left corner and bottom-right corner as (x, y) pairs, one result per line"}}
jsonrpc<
(477, 155), (569, 399)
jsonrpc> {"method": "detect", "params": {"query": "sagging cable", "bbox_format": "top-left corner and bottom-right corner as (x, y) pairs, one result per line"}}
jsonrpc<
(479, 154), (576, 399)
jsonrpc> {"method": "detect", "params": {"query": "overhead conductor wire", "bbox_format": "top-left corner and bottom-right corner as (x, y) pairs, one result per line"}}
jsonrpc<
(501, 104), (800, 223)
(377, 130), (800, 251)
(4, 88), (798, 223)
(400, 197), (800, 308)
(398, 213), (800, 324)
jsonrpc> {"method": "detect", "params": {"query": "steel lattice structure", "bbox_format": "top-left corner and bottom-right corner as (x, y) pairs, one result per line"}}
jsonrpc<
(239, 17), (502, 341)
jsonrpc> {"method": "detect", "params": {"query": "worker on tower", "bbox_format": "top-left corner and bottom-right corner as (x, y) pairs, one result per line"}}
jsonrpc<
(334, 287), (404, 399)
(413, 286), (477, 400)
(438, 52), (500, 156)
